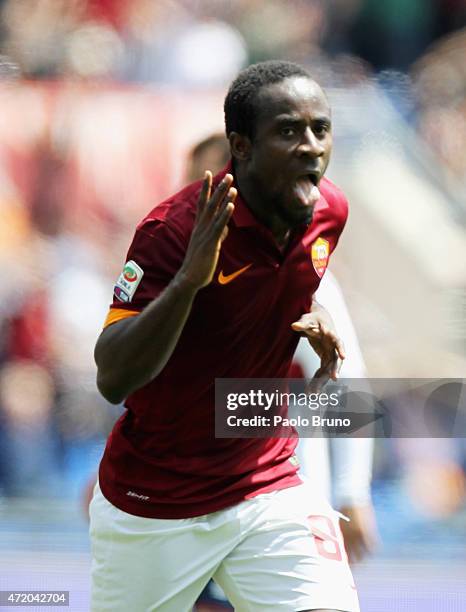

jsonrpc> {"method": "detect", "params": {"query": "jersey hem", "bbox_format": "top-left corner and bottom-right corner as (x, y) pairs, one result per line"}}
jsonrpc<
(98, 472), (303, 519)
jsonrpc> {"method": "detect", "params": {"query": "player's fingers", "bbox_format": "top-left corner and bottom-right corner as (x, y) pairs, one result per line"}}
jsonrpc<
(307, 372), (327, 393)
(347, 545), (360, 564)
(319, 355), (340, 382)
(344, 538), (354, 563)
(217, 187), (237, 212)
(354, 539), (367, 562)
(319, 325), (338, 343)
(311, 358), (333, 386)
(206, 174), (233, 214)
(211, 187), (236, 229)
(344, 532), (361, 563)
(336, 337), (346, 360)
(291, 319), (320, 334)
(333, 354), (344, 379)
(319, 346), (335, 369)
(213, 201), (235, 237)
(320, 327), (345, 362)
(220, 224), (229, 243)
(320, 329), (345, 360)
(329, 353), (340, 380)
(197, 171), (212, 216)
(354, 527), (377, 561)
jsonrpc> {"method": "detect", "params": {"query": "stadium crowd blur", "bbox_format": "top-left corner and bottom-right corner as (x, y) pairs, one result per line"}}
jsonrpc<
(0, 0), (465, 532)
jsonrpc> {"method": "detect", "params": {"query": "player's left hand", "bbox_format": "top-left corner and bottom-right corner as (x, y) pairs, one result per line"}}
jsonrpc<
(291, 309), (345, 382)
(338, 503), (378, 563)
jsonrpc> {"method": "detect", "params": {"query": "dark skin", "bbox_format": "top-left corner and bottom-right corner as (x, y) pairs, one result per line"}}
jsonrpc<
(231, 76), (332, 245)
(95, 172), (236, 404)
(95, 75), (344, 407)
(230, 76), (344, 380)
(95, 76), (348, 611)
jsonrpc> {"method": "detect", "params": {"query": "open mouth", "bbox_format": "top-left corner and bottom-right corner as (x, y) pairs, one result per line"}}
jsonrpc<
(294, 171), (321, 207)
(304, 170), (319, 185)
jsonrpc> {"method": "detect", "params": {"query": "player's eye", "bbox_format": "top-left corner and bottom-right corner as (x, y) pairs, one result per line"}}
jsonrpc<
(280, 126), (297, 137)
(314, 123), (330, 137)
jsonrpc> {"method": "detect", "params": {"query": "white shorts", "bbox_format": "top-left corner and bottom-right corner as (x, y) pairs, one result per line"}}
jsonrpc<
(90, 481), (360, 612)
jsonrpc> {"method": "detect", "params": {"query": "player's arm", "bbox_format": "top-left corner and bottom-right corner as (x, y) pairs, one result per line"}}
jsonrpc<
(291, 295), (345, 383)
(311, 272), (377, 562)
(332, 436), (377, 562)
(95, 172), (236, 404)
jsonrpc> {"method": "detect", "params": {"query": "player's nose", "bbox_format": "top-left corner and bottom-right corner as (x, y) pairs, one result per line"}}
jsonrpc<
(297, 127), (324, 157)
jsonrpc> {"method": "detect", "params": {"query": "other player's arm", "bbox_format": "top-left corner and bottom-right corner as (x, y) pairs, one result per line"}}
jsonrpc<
(94, 172), (236, 404)
(333, 436), (378, 562)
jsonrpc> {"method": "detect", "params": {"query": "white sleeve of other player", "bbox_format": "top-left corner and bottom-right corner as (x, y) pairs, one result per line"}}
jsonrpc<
(294, 271), (373, 506)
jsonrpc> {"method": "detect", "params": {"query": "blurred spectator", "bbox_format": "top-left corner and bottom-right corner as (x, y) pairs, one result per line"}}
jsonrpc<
(232, 0), (326, 65)
(346, 0), (436, 71)
(1, 0), (84, 78)
(0, 359), (60, 496)
(185, 133), (230, 183)
(412, 28), (466, 183)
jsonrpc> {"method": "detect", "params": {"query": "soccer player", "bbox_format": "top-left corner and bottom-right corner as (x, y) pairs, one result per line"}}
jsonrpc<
(185, 133), (231, 184)
(294, 271), (378, 564)
(185, 136), (375, 610)
(91, 60), (359, 611)
(187, 133), (377, 566)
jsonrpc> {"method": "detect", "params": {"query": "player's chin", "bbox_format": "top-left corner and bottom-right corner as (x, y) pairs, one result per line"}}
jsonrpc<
(284, 202), (314, 227)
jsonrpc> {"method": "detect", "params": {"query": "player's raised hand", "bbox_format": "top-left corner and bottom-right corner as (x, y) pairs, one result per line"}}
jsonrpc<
(179, 171), (236, 289)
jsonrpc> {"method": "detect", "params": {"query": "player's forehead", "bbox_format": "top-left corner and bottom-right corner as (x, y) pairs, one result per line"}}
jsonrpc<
(254, 76), (330, 128)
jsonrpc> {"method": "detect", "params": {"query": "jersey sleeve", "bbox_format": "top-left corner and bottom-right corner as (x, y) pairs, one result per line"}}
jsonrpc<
(330, 190), (349, 253)
(110, 219), (187, 313)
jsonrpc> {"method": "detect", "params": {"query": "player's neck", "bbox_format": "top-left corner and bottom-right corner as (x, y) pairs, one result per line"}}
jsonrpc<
(235, 172), (291, 246)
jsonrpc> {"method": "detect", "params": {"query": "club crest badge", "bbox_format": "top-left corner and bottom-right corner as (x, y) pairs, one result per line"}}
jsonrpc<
(114, 260), (144, 302)
(311, 237), (329, 278)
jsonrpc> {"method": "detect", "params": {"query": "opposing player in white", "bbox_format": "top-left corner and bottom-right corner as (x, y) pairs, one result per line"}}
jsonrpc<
(295, 270), (378, 563)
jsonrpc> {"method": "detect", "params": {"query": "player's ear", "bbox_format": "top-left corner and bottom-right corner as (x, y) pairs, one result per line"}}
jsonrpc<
(229, 132), (251, 161)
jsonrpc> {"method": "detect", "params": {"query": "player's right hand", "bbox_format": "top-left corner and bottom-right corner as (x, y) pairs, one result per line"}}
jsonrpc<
(179, 171), (236, 289)
(338, 503), (379, 563)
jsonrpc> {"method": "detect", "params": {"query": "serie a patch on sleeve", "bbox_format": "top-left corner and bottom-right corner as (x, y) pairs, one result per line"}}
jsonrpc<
(114, 260), (144, 302)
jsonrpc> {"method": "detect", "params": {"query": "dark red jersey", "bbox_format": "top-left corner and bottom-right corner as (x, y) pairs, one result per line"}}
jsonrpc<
(98, 163), (348, 518)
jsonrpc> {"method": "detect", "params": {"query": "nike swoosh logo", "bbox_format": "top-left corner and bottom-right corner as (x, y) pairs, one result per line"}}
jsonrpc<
(218, 264), (252, 285)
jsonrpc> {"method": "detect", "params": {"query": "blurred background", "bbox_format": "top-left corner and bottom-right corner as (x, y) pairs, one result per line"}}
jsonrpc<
(0, 1), (465, 610)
